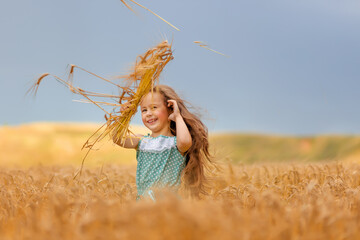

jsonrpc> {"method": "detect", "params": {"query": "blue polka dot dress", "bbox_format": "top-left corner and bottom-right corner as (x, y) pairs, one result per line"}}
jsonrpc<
(136, 134), (186, 200)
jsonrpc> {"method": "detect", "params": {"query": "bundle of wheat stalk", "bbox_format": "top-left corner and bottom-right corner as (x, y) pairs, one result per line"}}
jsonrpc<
(28, 41), (173, 176)
(106, 41), (173, 146)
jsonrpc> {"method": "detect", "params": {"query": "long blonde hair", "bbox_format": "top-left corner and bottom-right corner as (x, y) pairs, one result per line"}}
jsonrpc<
(151, 85), (213, 198)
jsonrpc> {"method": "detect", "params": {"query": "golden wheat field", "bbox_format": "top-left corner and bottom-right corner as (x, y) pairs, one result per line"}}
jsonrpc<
(1, 124), (360, 239)
(2, 163), (360, 239)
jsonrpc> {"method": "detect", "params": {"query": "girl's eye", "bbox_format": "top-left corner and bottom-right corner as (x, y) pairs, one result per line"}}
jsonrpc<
(142, 109), (147, 113)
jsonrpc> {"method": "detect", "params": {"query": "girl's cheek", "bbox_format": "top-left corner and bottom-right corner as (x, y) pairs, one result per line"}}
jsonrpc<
(158, 109), (169, 120)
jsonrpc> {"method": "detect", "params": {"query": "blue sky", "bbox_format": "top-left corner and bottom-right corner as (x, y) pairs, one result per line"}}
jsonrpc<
(1, 0), (360, 135)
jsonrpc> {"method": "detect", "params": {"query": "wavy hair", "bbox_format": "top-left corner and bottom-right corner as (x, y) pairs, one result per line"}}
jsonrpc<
(151, 85), (213, 198)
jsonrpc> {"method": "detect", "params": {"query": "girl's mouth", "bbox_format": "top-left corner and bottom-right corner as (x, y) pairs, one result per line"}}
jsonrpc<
(147, 118), (157, 124)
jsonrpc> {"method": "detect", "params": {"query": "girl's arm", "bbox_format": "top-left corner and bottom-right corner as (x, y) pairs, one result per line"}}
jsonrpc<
(112, 101), (142, 149)
(113, 134), (143, 149)
(168, 100), (192, 153)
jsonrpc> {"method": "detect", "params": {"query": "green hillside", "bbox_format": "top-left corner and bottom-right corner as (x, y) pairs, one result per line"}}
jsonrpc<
(210, 133), (360, 163)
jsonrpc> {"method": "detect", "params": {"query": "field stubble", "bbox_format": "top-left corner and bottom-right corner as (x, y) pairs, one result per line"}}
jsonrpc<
(1, 162), (360, 240)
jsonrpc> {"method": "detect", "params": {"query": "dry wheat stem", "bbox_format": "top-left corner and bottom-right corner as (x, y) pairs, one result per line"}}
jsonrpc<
(193, 41), (229, 57)
(73, 99), (122, 107)
(120, 0), (136, 14)
(120, 0), (180, 31)
(68, 64), (125, 89)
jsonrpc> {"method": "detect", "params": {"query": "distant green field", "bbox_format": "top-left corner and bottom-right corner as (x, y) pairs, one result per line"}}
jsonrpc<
(210, 133), (360, 163)
(1, 123), (360, 167)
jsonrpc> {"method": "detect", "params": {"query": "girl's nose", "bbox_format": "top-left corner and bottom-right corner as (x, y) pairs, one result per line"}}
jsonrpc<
(145, 110), (153, 117)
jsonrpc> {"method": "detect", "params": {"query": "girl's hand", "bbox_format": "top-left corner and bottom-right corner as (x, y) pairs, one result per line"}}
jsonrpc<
(120, 101), (131, 113)
(167, 100), (181, 121)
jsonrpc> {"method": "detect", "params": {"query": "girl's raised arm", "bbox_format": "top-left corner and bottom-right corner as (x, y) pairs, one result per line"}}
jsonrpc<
(112, 101), (143, 149)
(167, 100), (192, 154)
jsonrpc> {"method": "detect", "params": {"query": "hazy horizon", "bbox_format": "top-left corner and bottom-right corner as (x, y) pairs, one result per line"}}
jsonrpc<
(4, 121), (360, 137)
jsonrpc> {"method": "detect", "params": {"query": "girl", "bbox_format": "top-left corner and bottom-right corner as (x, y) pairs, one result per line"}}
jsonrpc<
(114, 85), (212, 200)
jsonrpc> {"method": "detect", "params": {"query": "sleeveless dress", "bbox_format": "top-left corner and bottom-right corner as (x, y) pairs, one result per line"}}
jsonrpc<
(136, 134), (186, 200)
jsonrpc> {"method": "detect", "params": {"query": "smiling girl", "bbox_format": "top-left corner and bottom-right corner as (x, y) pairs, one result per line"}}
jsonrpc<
(113, 85), (212, 200)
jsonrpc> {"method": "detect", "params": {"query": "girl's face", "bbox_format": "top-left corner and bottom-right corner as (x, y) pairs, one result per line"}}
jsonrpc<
(140, 92), (170, 135)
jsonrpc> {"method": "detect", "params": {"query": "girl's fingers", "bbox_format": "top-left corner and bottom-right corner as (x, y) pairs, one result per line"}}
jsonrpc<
(120, 102), (131, 112)
(167, 100), (177, 108)
(167, 99), (174, 107)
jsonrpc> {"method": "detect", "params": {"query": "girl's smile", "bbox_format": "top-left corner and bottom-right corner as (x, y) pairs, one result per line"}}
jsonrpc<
(146, 118), (157, 124)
